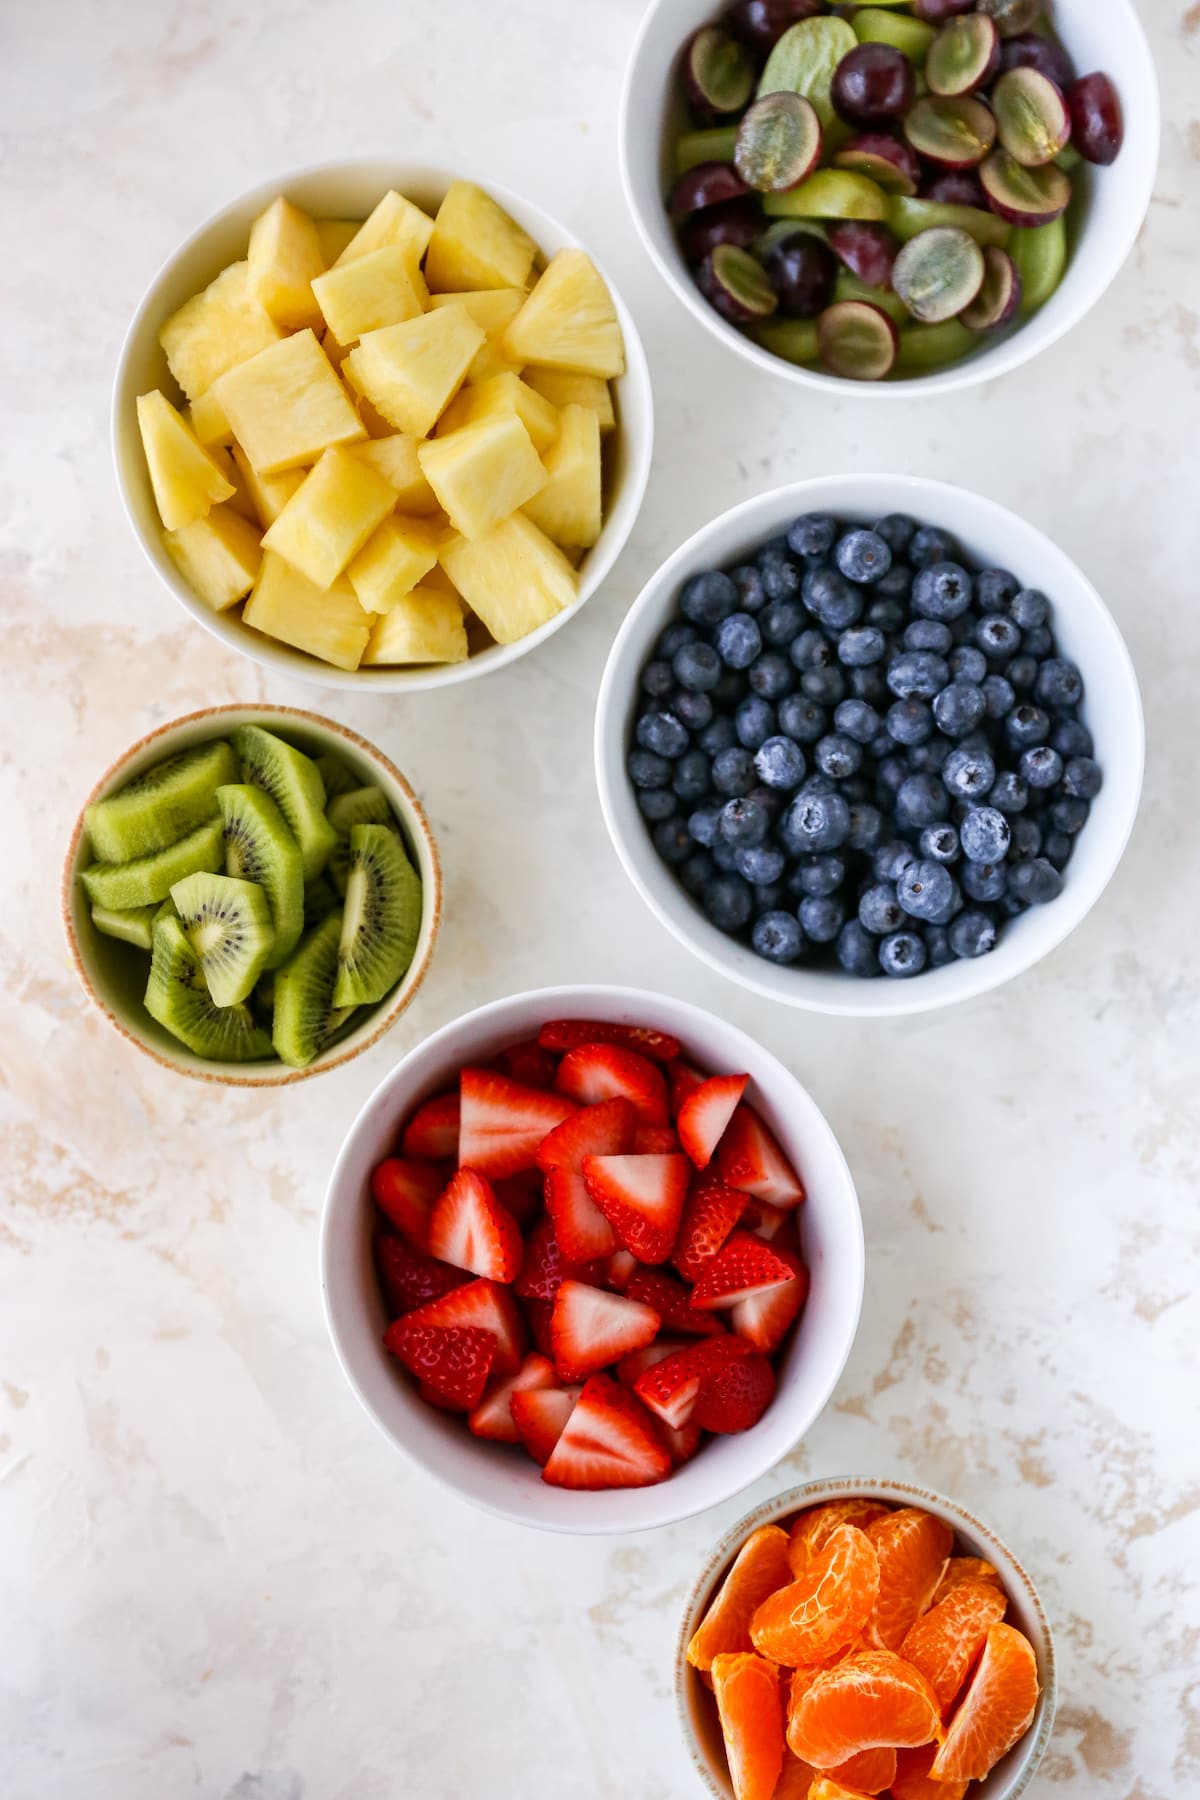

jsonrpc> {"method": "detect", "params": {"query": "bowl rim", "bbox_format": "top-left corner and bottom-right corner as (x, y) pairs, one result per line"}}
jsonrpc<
(111, 154), (656, 692)
(618, 0), (1161, 399)
(319, 982), (866, 1534)
(675, 1473), (1058, 1800)
(594, 471), (1145, 1018)
(62, 702), (443, 1086)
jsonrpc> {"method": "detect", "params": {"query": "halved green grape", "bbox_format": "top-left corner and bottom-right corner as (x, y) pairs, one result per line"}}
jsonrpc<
(978, 0), (1042, 39)
(979, 147), (1071, 224)
(833, 269), (910, 327)
(853, 7), (937, 65)
(764, 168), (888, 220)
(1009, 215), (1067, 311)
(758, 16), (857, 128)
(698, 245), (779, 323)
(926, 15), (1000, 96)
(961, 245), (1023, 329)
(892, 225), (985, 322)
(886, 194), (1013, 247)
(735, 92), (823, 192)
(993, 67), (1072, 167)
(755, 316), (821, 364)
(675, 127), (739, 176)
(904, 95), (996, 168)
(834, 132), (921, 195)
(817, 300), (898, 379)
(895, 317), (978, 370)
(684, 26), (757, 120)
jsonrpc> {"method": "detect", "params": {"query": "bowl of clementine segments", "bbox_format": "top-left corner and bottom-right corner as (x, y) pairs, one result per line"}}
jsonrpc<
(676, 1477), (1056, 1800)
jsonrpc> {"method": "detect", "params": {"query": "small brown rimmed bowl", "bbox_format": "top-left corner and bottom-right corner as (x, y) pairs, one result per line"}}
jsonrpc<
(677, 1476), (1056, 1800)
(62, 703), (442, 1086)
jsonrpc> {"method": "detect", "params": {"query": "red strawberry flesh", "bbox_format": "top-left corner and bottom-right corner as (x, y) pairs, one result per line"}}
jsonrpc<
(673, 1180), (748, 1283)
(429, 1168), (523, 1283)
(717, 1105), (806, 1210)
(556, 1044), (670, 1127)
(401, 1092), (461, 1162)
(550, 1278), (660, 1382)
(384, 1321), (495, 1410)
(375, 1235), (468, 1318)
(538, 1020), (681, 1062)
(458, 1067), (577, 1179)
(582, 1152), (690, 1264)
(689, 1230), (801, 1311)
(370, 1157), (446, 1249)
(677, 1073), (749, 1170)
(541, 1374), (672, 1490)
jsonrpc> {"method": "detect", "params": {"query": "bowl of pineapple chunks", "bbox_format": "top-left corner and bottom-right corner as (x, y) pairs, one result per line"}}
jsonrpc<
(63, 705), (442, 1084)
(114, 161), (654, 687)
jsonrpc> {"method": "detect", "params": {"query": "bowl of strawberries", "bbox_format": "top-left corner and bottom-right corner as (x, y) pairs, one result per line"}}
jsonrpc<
(320, 985), (863, 1531)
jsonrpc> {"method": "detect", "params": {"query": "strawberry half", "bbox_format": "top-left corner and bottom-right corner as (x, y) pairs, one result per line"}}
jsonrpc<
(494, 1038), (560, 1090)
(673, 1180), (748, 1283)
(730, 1247), (810, 1355)
(668, 1059), (708, 1113)
(550, 1279), (660, 1382)
(741, 1199), (797, 1247)
(515, 1218), (604, 1303)
(689, 1231), (800, 1311)
(402, 1092), (461, 1162)
(458, 1067), (577, 1179)
(625, 1268), (726, 1337)
(467, 1351), (557, 1443)
(384, 1320), (495, 1411)
(536, 1097), (636, 1173)
(370, 1158), (447, 1250)
(633, 1124), (680, 1155)
(582, 1153), (690, 1265)
(428, 1168), (523, 1283)
(717, 1105), (806, 1210)
(677, 1073), (749, 1170)
(511, 1384), (581, 1466)
(523, 1296), (556, 1360)
(660, 1416), (703, 1467)
(538, 1020), (681, 1063)
(375, 1235), (468, 1317)
(615, 1337), (690, 1387)
(403, 1278), (525, 1377)
(541, 1374), (672, 1490)
(692, 1349), (775, 1434)
(556, 1045), (670, 1128)
(633, 1335), (755, 1429)
(544, 1168), (619, 1265)
(605, 1248), (637, 1292)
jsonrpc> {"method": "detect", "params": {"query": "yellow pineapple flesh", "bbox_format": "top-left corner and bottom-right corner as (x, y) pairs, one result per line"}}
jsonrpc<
(315, 218), (361, 265)
(186, 385), (234, 446)
(208, 446), (259, 523)
(243, 551), (373, 671)
(335, 190), (435, 280)
(230, 445), (305, 528)
(418, 413), (546, 542)
(425, 182), (537, 293)
(159, 261), (283, 402)
(521, 403), (602, 550)
(262, 445), (397, 589)
(428, 288), (524, 380)
(502, 249), (625, 378)
(346, 516), (442, 613)
(440, 513), (576, 644)
(247, 196), (326, 331)
(214, 329), (364, 473)
(437, 369), (560, 454)
(352, 435), (439, 514)
(163, 505), (262, 611)
(524, 367), (616, 433)
(344, 307), (484, 438)
(312, 246), (424, 346)
(362, 587), (468, 665)
(136, 389), (235, 531)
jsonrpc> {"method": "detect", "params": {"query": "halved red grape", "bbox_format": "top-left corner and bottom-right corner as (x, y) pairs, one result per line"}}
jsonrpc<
(912, 0), (975, 20)
(834, 133), (921, 196)
(892, 225), (985, 322)
(993, 68), (1071, 167)
(817, 300), (898, 379)
(926, 15), (1000, 96)
(999, 32), (1075, 90)
(698, 244), (780, 323)
(681, 197), (764, 264)
(904, 95), (997, 169)
(977, 0), (1041, 38)
(735, 92), (823, 192)
(1067, 72), (1124, 166)
(960, 245), (1023, 329)
(726, 0), (825, 55)
(669, 161), (751, 219)
(920, 169), (987, 207)
(979, 148), (1071, 225)
(763, 230), (839, 316)
(827, 220), (899, 288)
(831, 43), (915, 126)
(684, 26), (757, 121)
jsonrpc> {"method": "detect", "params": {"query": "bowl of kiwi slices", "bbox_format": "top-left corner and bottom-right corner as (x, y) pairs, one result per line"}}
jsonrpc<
(62, 705), (441, 1085)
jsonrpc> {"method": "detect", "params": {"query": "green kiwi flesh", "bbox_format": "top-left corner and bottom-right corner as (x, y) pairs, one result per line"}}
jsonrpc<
(315, 752), (358, 799)
(81, 817), (225, 911)
(84, 740), (237, 864)
(170, 871), (276, 1008)
(334, 824), (423, 1008)
(89, 903), (158, 951)
(272, 911), (355, 1067)
(144, 915), (273, 1062)
(327, 786), (395, 895)
(303, 874), (341, 924)
(216, 782), (304, 968)
(232, 725), (338, 880)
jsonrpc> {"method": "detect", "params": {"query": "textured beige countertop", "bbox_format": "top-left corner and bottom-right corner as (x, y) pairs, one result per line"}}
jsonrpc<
(1, 2), (1197, 1796)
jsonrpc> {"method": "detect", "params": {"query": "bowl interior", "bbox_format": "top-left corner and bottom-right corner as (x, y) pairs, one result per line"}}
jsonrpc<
(678, 1477), (1057, 1800)
(65, 706), (440, 1085)
(321, 986), (864, 1533)
(114, 160), (653, 690)
(622, 0), (1159, 395)
(595, 474), (1143, 1017)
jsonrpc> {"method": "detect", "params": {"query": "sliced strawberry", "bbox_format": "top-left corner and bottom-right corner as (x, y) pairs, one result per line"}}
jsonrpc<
(692, 1349), (775, 1433)
(374, 1235), (468, 1318)
(370, 1158), (446, 1249)
(492, 1169), (544, 1228)
(515, 1218), (604, 1303)
(458, 1067), (577, 1179)
(668, 1059), (708, 1114)
(626, 1268), (727, 1337)
(660, 1416), (703, 1466)
(582, 1153), (690, 1265)
(717, 1104), (806, 1210)
(550, 1279), (660, 1382)
(633, 1124), (680, 1155)
(634, 1335), (755, 1429)
(384, 1320), (495, 1410)
(730, 1247), (810, 1354)
(404, 1278), (525, 1377)
(678, 1072), (749, 1169)
(495, 1038), (560, 1090)
(428, 1168), (523, 1283)
(741, 1198), (798, 1247)
(402, 1092), (460, 1162)
(536, 1097), (636, 1174)
(615, 1337), (690, 1387)
(544, 1168), (619, 1264)
(605, 1248), (637, 1292)
(467, 1351), (557, 1443)
(511, 1384), (581, 1466)
(689, 1231), (801, 1312)
(538, 1020), (681, 1063)
(542, 1374), (672, 1490)
(673, 1180), (748, 1283)
(523, 1296), (556, 1360)
(556, 1045), (670, 1128)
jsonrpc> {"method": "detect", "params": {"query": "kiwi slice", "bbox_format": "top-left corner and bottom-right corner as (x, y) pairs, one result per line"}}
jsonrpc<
(84, 740), (236, 864)
(216, 783), (304, 968)
(327, 786), (396, 896)
(315, 751), (358, 799)
(144, 915), (273, 1063)
(80, 817), (225, 911)
(90, 903), (158, 951)
(272, 912), (357, 1068)
(303, 874), (341, 924)
(232, 725), (338, 881)
(333, 824), (423, 1008)
(170, 871), (276, 1008)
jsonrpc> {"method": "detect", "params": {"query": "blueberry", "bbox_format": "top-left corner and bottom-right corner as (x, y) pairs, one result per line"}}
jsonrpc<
(640, 659), (675, 699)
(749, 652), (795, 700)
(749, 781), (784, 816)
(920, 824), (960, 864)
(839, 626), (887, 667)
(815, 732), (862, 780)
(1006, 654), (1038, 692)
(880, 931), (927, 978)
(754, 882), (786, 912)
(910, 525), (957, 568)
(673, 641), (722, 692)
(869, 729), (895, 761)
(803, 566), (863, 631)
(960, 806), (1011, 864)
(1022, 626), (1052, 659)
(700, 716), (738, 756)
(1019, 745), (1064, 790)
(1006, 705), (1051, 753)
(896, 774), (950, 830)
(1051, 795), (1090, 835)
(949, 909), (998, 958)
(837, 919), (882, 977)
(761, 558), (803, 603)
(866, 596), (906, 632)
(791, 629), (834, 672)
(715, 612), (763, 669)
(687, 803), (723, 846)
(942, 744), (995, 801)
(778, 695), (828, 743)
(847, 803), (885, 852)
(976, 568), (1020, 612)
(636, 711), (689, 758)
(735, 844), (786, 884)
(961, 856), (1007, 901)
(674, 690), (715, 734)
(876, 755), (908, 798)
(1007, 857), (1063, 905)
(787, 513), (838, 558)
(925, 923), (956, 968)
(798, 895), (844, 942)
(949, 646), (988, 685)
(762, 599), (806, 646)
(1042, 831), (1073, 869)
(912, 561), (973, 620)
(657, 621), (698, 659)
(752, 910), (805, 964)
(719, 797), (769, 848)
(1010, 587), (1049, 630)
(702, 873), (755, 931)
(982, 674), (1016, 720)
(888, 652), (950, 701)
(850, 669), (888, 711)
(1009, 815), (1043, 859)
(1063, 756), (1102, 800)
(712, 746), (757, 797)
(637, 788), (677, 822)
(897, 859), (956, 923)
(975, 614), (1021, 660)
(754, 734), (807, 790)
(873, 513), (916, 556)
(988, 770), (1027, 813)
(836, 528), (892, 585)
(680, 570), (737, 627)
(652, 818), (692, 864)
(830, 698), (877, 746)
(886, 698), (934, 746)
(782, 791), (852, 854)
(1035, 658), (1084, 711)
(859, 883), (904, 935)
(933, 682), (986, 739)
(1051, 718), (1093, 758)
(905, 619), (953, 654)
(907, 738), (951, 776)
(732, 564), (767, 613)
(873, 840), (916, 883)
(798, 770), (836, 798)
(673, 749), (712, 803)
(735, 695), (776, 750)
(628, 748), (672, 789)
(801, 667), (847, 706)
(792, 853), (846, 898)
(679, 850), (716, 897)
(713, 669), (748, 710)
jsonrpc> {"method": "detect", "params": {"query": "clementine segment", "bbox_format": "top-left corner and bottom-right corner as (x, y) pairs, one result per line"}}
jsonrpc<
(864, 1509), (954, 1651)
(712, 1651), (787, 1800)
(805, 1779), (877, 1800)
(752, 1526), (880, 1668)
(827, 1745), (896, 1792)
(930, 1556), (1002, 1607)
(900, 1580), (1008, 1711)
(785, 1649), (942, 1769)
(890, 1743), (968, 1800)
(772, 1749), (816, 1799)
(787, 1499), (890, 1579)
(688, 1525), (793, 1671)
(931, 1622), (1039, 1782)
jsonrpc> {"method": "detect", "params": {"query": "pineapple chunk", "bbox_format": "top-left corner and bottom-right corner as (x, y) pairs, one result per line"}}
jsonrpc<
(243, 552), (373, 671)
(346, 516), (442, 613)
(425, 182), (537, 293)
(418, 414), (546, 542)
(354, 392), (398, 438)
(209, 445), (259, 522)
(322, 329), (351, 372)
(522, 404), (602, 550)
(344, 307), (484, 438)
(437, 370), (560, 455)
(428, 289), (524, 380)
(230, 444), (305, 528)
(503, 250), (625, 378)
(524, 367), (616, 433)
(186, 385), (234, 446)
(312, 246), (424, 346)
(315, 218), (362, 265)
(352, 436), (438, 514)
(247, 197), (325, 331)
(159, 261), (283, 402)
(334, 190), (435, 278)
(136, 389), (235, 531)
(440, 514), (576, 645)
(362, 587), (468, 665)
(214, 329), (364, 474)
(163, 504), (262, 611)
(262, 444), (397, 589)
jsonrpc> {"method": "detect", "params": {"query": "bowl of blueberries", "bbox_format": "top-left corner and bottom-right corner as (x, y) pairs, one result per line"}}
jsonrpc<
(594, 474), (1142, 1015)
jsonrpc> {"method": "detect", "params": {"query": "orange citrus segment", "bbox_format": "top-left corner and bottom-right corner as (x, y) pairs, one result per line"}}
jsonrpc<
(890, 1743), (968, 1800)
(772, 1749), (816, 1799)
(827, 1745), (896, 1792)
(900, 1580), (1008, 1711)
(689, 1525), (794, 1671)
(752, 1526), (880, 1668)
(932, 1622), (1039, 1782)
(713, 1651), (787, 1800)
(806, 1779), (876, 1800)
(864, 1509), (953, 1651)
(786, 1649), (942, 1769)
(787, 1499), (891, 1579)
(930, 1556), (1002, 1607)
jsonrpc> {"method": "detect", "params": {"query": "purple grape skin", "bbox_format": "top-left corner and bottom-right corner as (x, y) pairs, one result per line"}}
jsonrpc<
(827, 222), (899, 289)
(920, 169), (987, 207)
(1067, 72), (1124, 166)
(912, 0), (975, 20)
(697, 248), (775, 324)
(684, 27), (755, 123)
(999, 32), (1075, 90)
(763, 233), (839, 317)
(831, 44), (916, 126)
(837, 133), (922, 194)
(669, 162), (751, 219)
(680, 197), (764, 265)
(725, 0), (825, 54)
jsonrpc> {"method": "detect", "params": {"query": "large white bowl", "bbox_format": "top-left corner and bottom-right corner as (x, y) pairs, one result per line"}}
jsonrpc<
(620, 0), (1159, 397)
(113, 159), (654, 690)
(320, 985), (864, 1534)
(595, 474), (1143, 1018)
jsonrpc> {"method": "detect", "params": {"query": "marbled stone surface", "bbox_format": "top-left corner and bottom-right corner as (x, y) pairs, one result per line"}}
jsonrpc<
(2, 2), (1198, 1796)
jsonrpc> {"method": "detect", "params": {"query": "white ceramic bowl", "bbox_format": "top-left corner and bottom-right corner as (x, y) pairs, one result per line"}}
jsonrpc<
(595, 473), (1143, 1018)
(113, 159), (654, 690)
(321, 985), (864, 1533)
(677, 1476), (1057, 1800)
(620, 0), (1159, 397)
